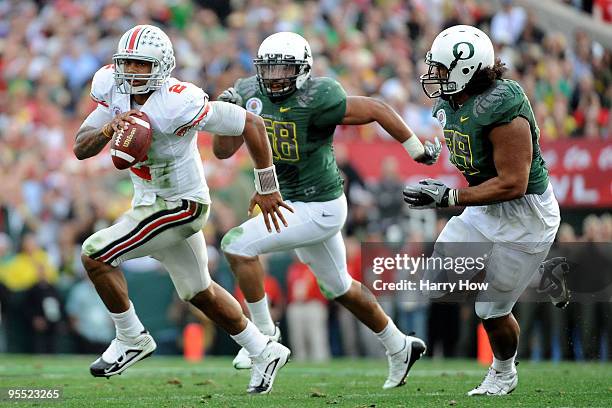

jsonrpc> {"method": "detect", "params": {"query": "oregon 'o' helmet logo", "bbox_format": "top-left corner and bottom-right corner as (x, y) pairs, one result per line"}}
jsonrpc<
(452, 42), (475, 60)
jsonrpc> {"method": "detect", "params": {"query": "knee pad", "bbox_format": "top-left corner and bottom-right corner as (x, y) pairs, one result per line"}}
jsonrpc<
(176, 272), (212, 302)
(81, 234), (101, 258)
(81, 237), (117, 266)
(315, 270), (352, 300)
(179, 284), (209, 302)
(220, 226), (252, 257)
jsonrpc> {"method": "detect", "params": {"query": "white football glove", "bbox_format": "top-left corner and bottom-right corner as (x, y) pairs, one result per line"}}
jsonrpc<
(415, 137), (442, 165)
(217, 87), (243, 106)
(403, 178), (458, 209)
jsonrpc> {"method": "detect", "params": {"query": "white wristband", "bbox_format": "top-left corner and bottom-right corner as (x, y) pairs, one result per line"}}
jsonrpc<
(254, 165), (280, 195)
(402, 136), (425, 159)
(448, 189), (459, 206)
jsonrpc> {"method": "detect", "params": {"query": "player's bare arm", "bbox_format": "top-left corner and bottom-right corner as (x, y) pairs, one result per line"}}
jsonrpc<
(404, 117), (532, 209)
(456, 116), (532, 205)
(74, 109), (142, 160)
(341, 96), (441, 164)
(212, 133), (244, 159)
(241, 111), (294, 233)
(241, 112), (272, 167)
(341, 96), (410, 135)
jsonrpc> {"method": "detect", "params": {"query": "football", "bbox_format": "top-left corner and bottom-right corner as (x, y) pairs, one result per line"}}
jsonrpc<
(110, 111), (152, 170)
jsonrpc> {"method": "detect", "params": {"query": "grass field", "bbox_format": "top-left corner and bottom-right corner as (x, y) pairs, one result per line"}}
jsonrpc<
(0, 355), (611, 407)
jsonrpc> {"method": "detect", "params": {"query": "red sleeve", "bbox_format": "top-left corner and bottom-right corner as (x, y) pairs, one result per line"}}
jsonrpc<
(286, 264), (299, 303)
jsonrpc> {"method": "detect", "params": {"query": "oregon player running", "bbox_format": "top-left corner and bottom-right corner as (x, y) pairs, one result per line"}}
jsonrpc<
(403, 25), (561, 396)
(214, 32), (440, 389)
(234, 71), (348, 203)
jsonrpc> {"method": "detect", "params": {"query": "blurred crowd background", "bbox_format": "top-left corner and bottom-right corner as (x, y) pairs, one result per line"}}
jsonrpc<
(0, 0), (611, 361)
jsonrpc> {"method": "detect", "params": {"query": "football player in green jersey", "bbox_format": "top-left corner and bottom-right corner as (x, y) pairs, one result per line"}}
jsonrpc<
(404, 25), (561, 396)
(214, 32), (441, 390)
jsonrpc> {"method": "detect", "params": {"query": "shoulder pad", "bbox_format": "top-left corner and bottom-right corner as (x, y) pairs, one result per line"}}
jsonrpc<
(156, 79), (209, 136)
(297, 77), (345, 108)
(158, 79), (206, 117)
(163, 79), (205, 105)
(90, 64), (116, 107)
(472, 80), (522, 120)
(308, 76), (342, 91)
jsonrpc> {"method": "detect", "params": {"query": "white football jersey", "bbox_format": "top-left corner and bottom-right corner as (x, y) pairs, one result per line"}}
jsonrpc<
(90, 65), (239, 207)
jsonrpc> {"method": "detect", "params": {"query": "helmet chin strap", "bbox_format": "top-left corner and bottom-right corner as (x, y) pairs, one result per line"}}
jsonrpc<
(128, 82), (151, 94)
(267, 87), (297, 103)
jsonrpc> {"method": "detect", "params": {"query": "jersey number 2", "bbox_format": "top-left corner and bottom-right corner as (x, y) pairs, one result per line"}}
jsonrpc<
(169, 84), (187, 94)
(263, 119), (299, 161)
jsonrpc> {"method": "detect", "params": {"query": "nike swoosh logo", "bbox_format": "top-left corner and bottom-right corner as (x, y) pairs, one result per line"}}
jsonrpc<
(460, 116), (469, 123)
(256, 358), (280, 389)
(422, 187), (439, 195)
(403, 340), (409, 364)
(280, 107), (291, 112)
(321, 212), (333, 217)
(104, 350), (141, 373)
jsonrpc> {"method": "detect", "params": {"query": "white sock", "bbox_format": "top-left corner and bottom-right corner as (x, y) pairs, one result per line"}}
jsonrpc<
(492, 353), (516, 373)
(231, 320), (268, 357)
(375, 318), (405, 355)
(109, 301), (145, 340)
(246, 295), (275, 335)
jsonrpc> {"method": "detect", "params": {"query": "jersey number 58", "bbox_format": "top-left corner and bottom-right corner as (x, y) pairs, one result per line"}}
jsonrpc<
(263, 119), (299, 162)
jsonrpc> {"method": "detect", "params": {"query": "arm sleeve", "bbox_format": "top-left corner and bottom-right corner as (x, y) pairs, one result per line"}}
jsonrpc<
(199, 101), (246, 136)
(80, 105), (113, 129)
(311, 78), (347, 127)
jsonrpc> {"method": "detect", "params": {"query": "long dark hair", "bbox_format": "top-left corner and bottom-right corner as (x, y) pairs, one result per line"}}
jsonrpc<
(463, 58), (507, 96)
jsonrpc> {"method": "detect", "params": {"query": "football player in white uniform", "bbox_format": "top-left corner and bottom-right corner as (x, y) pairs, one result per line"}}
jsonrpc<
(74, 25), (291, 394)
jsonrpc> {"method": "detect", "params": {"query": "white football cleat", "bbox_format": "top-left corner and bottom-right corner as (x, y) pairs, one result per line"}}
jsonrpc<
(467, 367), (518, 396)
(247, 341), (291, 394)
(382, 335), (427, 389)
(233, 326), (281, 370)
(90, 330), (156, 377)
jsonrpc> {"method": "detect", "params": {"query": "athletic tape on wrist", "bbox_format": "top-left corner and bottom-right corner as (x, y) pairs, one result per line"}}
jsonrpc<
(254, 165), (279, 194)
(102, 123), (114, 139)
(402, 136), (425, 159)
(448, 189), (458, 206)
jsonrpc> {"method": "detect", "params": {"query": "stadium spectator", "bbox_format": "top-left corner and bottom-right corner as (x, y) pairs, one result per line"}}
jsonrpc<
(285, 260), (330, 362)
(23, 267), (63, 353)
(65, 278), (115, 354)
(234, 259), (284, 326)
(593, 0), (612, 22)
(0, 233), (58, 292)
(0, 279), (8, 353)
(490, 0), (527, 45)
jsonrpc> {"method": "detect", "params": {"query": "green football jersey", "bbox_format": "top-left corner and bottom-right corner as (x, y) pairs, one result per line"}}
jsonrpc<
(432, 79), (549, 195)
(234, 76), (347, 202)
